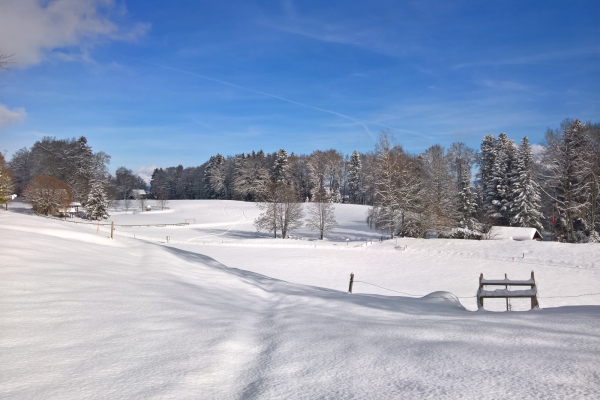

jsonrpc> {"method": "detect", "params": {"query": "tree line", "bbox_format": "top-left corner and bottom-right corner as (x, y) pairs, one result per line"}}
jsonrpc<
(149, 119), (599, 242)
(1, 118), (598, 242)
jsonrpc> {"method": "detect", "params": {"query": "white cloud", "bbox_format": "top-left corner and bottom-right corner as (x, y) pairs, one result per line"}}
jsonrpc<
(531, 143), (545, 161)
(0, 104), (26, 129)
(0, 0), (150, 67)
(135, 165), (157, 184)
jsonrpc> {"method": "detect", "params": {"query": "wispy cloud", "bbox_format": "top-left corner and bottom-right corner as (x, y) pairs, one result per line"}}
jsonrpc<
(0, 0), (150, 67)
(0, 104), (26, 130)
(255, 3), (419, 59)
(476, 79), (531, 92)
(453, 47), (600, 69)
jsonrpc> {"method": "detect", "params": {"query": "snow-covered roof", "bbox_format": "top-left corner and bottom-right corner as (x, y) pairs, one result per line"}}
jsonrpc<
(70, 202), (82, 207)
(489, 226), (542, 240)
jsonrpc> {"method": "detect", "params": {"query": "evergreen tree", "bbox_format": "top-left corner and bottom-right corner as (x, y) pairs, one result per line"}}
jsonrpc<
(203, 154), (226, 199)
(347, 150), (362, 204)
(479, 134), (497, 216)
(488, 133), (516, 225)
(510, 137), (542, 230)
(272, 148), (289, 183)
(457, 164), (476, 231)
(85, 179), (110, 220)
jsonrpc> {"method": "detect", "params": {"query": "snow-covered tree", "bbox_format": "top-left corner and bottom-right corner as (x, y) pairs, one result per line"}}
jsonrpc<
(457, 163), (477, 231)
(306, 149), (344, 200)
(7, 147), (32, 194)
(347, 150), (362, 204)
(510, 137), (542, 231)
(478, 134), (497, 215)
(370, 132), (423, 238)
(85, 179), (110, 220)
(420, 145), (455, 230)
(488, 133), (516, 225)
(272, 148), (289, 183)
(203, 154), (227, 199)
(23, 175), (72, 215)
(542, 119), (596, 242)
(0, 153), (15, 209)
(254, 181), (303, 238)
(287, 152), (311, 201)
(234, 151), (270, 201)
(448, 142), (475, 190)
(305, 187), (337, 239)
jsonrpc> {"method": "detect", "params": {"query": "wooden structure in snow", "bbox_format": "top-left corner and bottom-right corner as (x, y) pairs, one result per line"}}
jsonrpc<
(477, 271), (539, 310)
(490, 226), (542, 240)
(59, 202), (82, 217)
(131, 189), (146, 199)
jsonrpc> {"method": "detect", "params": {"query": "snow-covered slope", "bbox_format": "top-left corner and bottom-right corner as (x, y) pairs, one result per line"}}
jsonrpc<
(1, 201), (599, 398)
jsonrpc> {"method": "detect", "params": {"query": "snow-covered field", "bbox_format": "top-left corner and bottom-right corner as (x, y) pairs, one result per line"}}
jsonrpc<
(2, 199), (599, 398)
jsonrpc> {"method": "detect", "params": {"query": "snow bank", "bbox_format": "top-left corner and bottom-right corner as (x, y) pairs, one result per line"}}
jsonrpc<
(1, 203), (600, 398)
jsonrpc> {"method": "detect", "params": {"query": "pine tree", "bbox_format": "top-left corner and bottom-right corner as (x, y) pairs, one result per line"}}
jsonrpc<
(85, 180), (110, 220)
(457, 164), (476, 231)
(510, 137), (542, 231)
(479, 134), (497, 216)
(347, 150), (362, 204)
(488, 133), (516, 225)
(272, 148), (289, 183)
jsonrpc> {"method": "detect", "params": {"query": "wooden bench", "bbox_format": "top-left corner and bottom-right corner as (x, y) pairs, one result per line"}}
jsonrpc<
(477, 271), (539, 310)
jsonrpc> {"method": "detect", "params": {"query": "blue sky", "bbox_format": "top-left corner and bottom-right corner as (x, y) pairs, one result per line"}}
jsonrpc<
(0, 0), (598, 180)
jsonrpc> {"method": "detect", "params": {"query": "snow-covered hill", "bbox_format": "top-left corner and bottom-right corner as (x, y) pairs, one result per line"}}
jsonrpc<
(1, 200), (599, 398)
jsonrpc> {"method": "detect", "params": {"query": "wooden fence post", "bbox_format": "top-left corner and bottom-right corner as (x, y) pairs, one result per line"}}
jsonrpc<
(348, 273), (354, 293)
(531, 271), (539, 309)
(478, 273), (484, 309)
(110, 221), (114, 239)
(505, 273), (509, 311)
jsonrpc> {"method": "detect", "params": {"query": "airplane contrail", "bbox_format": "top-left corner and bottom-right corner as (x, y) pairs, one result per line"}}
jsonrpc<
(125, 57), (424, 141)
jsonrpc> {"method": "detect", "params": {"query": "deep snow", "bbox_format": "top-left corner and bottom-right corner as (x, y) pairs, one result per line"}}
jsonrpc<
(1, 199), (599, 399)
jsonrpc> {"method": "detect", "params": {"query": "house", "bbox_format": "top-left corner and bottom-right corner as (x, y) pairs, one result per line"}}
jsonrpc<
(59, 202), (82, 217)
(490, 226), (542, 240)
(131, 189), (146, 199)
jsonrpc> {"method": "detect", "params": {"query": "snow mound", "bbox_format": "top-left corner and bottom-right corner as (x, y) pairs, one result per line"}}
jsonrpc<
(422, 291), (465, 307)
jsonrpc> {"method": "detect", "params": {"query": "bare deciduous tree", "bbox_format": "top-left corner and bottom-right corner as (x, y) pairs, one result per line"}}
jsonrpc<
(156, 189), (170, 210)
(254, 182), (304, 238)
(23, 175), (72, 215)
(370, 131), (424, 238)
(306, 189), (337, 239)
